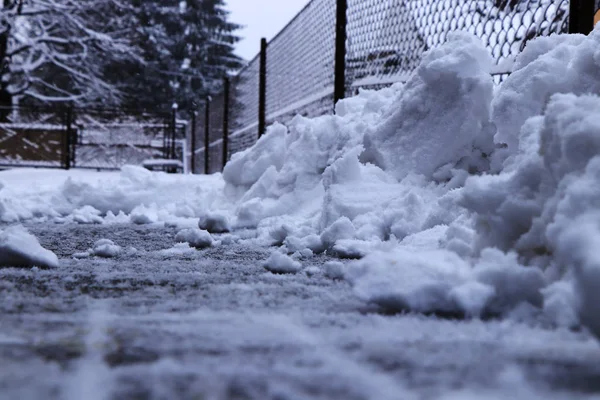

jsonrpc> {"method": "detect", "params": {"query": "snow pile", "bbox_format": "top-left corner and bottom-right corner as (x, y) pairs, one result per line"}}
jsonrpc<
(490, 32), (595, 166)
(90, 239), (122, 258)
(72, 206), (104, 224)
(0, 225), (59, 268)
(0, 166), (230, 225)
(362, 32), (495, 181)
(345, 247), (545, 318)
(459, 28), (600, 331)
(197, 211), (231, 233)
(324, 261), (345, 280)
(223, 83), (398, 232)
(263, 251), (302, 274)
(175, 228), (213, 249)
(220, 26), (600, 332)
(223, 33), (495, 255)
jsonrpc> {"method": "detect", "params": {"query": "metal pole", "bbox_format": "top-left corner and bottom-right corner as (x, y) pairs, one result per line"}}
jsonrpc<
(162, 116), (168, 159)
(334, 0), (348, 108)
(170, 103), (178, 161)
(69, 104), (76, 168)
(222, 77), (230, 170)
(258, 37), (267, 138)
(204, 96), (210, 174)
(64, 106), (73, 170)
(569, 0), (595, 34)
(190, 109), (197, 174)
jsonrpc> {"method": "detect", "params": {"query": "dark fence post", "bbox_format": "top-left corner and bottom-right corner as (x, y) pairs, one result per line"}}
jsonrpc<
(63, 105), (74, 170)
(222, 77), (230, 170)
(570, 0), (595, 34)
(204, 96), (210, 174)
(162, 115), (168, 159)
(334, 0), (348, 108)
(170, 103), (178, 161)
(258, 37), (267, 138)
(190, 109), (197, 174)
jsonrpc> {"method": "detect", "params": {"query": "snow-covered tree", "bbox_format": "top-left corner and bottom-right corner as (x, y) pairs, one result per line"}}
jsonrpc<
(112, 0), (242, 111)
(0, 0), (138, 115)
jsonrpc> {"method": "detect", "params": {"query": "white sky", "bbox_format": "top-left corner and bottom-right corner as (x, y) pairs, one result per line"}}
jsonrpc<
(226, 0), (310, 61)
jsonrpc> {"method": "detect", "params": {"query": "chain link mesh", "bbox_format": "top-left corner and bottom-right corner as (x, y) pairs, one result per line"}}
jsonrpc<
(229, 57), (260, 142)
(347, 0), (569, 91)
(265, 0), (337, 123)
(191, 103), (207, 174)
(194, 0), (584, 173)
(205, 90), (226, 174)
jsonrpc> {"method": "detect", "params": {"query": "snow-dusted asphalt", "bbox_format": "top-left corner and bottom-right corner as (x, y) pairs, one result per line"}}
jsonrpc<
(2, 224), (600, 400)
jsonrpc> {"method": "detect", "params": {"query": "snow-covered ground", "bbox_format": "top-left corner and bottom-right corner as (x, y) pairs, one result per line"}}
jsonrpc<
(2, 26), (600, 399)
(2, 224), (600, 400)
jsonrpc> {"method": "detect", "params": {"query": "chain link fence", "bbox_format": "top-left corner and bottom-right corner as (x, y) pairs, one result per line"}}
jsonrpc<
(190, 0), (595, 174)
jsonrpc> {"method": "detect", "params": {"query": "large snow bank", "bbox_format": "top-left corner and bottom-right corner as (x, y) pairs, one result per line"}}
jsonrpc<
(220, 26), (600, 333)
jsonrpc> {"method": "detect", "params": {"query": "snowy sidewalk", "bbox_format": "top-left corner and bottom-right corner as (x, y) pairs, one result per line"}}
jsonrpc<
(1, 224), (599, 400)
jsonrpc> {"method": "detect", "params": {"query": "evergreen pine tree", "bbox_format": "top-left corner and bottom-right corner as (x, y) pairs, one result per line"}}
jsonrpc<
(113, 0), (243, 111)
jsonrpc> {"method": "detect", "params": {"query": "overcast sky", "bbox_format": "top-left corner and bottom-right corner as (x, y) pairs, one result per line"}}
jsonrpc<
(226, 0), (310, 61)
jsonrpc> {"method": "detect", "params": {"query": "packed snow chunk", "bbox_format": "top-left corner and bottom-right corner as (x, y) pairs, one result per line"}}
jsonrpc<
(269, 223), (294, 246)
(554, 217), (600, 339)
(129, 204), (159, 225)
(160, 243), (197, 256)
(541, 280), (579, 329)
(175, 228), (213, 249)
(324, 261), (345, 280)
(0, 225), (59, 268)
(297, 248), (313, 258)
(91, 239), (122, 258)
(331, 239), (377, 259)
(448, 281), (495, 318)
(464, 93), (600, 264)
(473, 248), (545, 315)
(491, 30), (595, 160)
(345, 248), (470, 314)
(225, 90), (376, 233)
(442, 221), (477, 258)
(72, 205), (103, 224)
(104, 210), (129, 224)
(263, 251), (302, 274)
(197, 211), (231, 233)
(284, 234), (324, 254)
(72, 251), (91, 259)
(223, 123), (287, 191)
(235, 197), (266, 229)
(362, 32), (494, 180)
(320, 217), (356, 250)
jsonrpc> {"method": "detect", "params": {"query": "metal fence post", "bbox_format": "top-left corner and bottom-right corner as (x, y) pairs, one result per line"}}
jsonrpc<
(570, 0), (595, 34)
(63, 105), (73, 170)
(204, 96), (210, 174)
(222, 77), (230, 170)
(334, 0), (348, 108)
(69, 104), (76, 168)
(190, 109), (197, 174)
(258, 38), (267, 138)
(170, 103), (178, 161)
